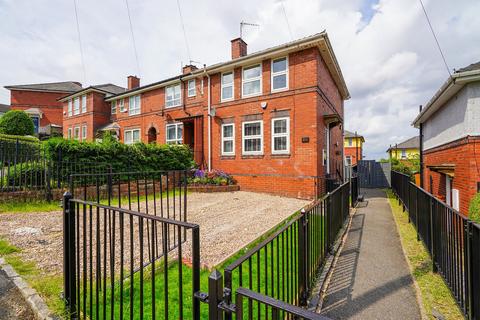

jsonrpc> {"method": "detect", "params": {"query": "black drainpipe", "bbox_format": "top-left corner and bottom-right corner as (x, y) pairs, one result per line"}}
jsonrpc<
(419, 105), (424, 189)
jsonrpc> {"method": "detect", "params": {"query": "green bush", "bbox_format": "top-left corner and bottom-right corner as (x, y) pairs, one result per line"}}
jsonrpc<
(0, 110), (35, 136)
(1, 162), (46, 188)
(469, 193), (480, 223)
(43, 137), (195, 174)
(0, 133), (39, 142)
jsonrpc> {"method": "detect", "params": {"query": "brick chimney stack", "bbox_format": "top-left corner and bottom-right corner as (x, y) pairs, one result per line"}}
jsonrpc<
(231, 38), (247, 59)
(127, 76), (140, 90)
(182, 64), (198, 74)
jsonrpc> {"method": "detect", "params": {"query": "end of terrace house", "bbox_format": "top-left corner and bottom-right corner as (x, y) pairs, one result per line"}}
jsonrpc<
(61, 32), (351, 199)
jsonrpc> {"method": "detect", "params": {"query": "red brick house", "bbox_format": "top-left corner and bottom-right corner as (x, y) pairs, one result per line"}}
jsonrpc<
(60, 32), (350, 198)
(343, 130), (364, 166)
(4, 81), (82, 135)
(59, 84), (126, 141)
(413, 61), (480, 215)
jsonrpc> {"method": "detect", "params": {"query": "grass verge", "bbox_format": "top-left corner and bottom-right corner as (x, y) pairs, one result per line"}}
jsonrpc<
(386, 189), (464, 320)
(0, 238), (66, 316)
(0, 200), (60, 214)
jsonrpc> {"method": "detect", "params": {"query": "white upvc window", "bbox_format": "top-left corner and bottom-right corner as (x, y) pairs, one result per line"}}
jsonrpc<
(221, 71), (234, 101)
(242, 64), (262, 97)
(242, 120), (263, 155)
(401, 149), (407, 159)
(221, 123), (235, 155)
(67, 128), (72, 139)
(271, 57), (288, 92)
(68, 100), (73, 116)
(271, 117), (290, 154)
(166, 84), (181, 108)
(81, 94), (87, 113)
(166, 123), (183, 144)
(73, 97), (80, 115)
(345, 156), (352, 166)
(188, 79), (196, 97)
(74, 126), (80, 140)
(129, 95), (141, 115)
(119, 99), (126, 112)
(81, 125), (87, 141)
(111, 101), (117, 114)
(124, 128), (141, 145)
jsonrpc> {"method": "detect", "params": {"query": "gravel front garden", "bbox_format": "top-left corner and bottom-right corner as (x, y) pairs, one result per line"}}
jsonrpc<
(0, 191), (309, 275)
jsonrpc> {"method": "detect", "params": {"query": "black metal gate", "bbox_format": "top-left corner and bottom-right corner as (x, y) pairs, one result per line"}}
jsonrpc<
(357, 160), (391, 188)
(62, 171), (356, 319)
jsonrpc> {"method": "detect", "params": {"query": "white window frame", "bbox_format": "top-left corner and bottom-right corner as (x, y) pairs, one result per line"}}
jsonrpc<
(271, 117), (290, 155)
(221, 123), (235, 156)
(271, 56), (289, 92)
(187, 79), (196, 97)
(166, 123), (183, 144)
(74, 126), (80, 140)
(81, 125), (87, 141)
(124, 128), (141, 145)
(73, 97), (80, 115)
(401, 149), (407, 159)
(68, 100), (73, 116)
(111, 100), (117, 114)
(348, 137), (353, 146)
(242, 64), (262, 98)
(67, 128), (72, 139)
(242, 120), (263, 155)
(119, 99), (126, 112)
(345, 155), (352, 166)
(165, 84), (182, 108)
(81, 94), (87, 113)
(129, 95), (141, 116)
(221, 71), (234, 102)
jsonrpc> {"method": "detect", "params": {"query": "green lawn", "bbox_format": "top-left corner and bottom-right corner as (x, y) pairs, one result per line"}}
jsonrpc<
(386, 190), (464, 320)
(0, 199), (61, 214)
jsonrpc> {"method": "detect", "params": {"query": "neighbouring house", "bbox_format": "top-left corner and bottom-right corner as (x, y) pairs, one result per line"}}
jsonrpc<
(343, 130), (364, 166)
(59, 32), (349, 199)
(0, 103), (9, 117)
(413, 61), (480, 215)
(59, 84), (126, 141)
(387, 136), (420, 161)
(4, 81), (82, 136)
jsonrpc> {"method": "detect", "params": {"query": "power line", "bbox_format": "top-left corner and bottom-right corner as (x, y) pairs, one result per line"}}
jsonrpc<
(176, 0), (191, 63)
(281, 1), (294, 41)
(418, 0), (451, 77)
(72, 0), (87, 83)
(125, 0), (141, 76)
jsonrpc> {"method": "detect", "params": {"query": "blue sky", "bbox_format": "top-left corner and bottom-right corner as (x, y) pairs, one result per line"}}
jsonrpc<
(0, 0), (479, 159)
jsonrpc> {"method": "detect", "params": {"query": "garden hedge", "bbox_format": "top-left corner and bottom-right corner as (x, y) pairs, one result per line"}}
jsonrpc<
(0, 110), (35, 136)
(469, 193), (480, 223)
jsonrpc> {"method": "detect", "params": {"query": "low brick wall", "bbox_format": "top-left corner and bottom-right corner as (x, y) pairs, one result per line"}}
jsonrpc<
(187, 185), (240, 193)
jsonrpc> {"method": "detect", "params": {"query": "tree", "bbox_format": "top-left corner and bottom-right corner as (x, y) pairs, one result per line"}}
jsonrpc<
(0, 110), (35, 136)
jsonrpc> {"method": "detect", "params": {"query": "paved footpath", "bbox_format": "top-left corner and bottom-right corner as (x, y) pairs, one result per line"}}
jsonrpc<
(0, 268), (35, 319)
(320, 189), (422, 320)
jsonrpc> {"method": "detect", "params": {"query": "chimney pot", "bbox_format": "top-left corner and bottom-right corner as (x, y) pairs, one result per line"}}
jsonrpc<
(231, 38), (248, 59)
(127, 75), (140, 90)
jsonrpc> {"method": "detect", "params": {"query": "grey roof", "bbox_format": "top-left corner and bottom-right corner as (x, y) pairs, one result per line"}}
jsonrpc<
(456, 61), (480, 73)
(344, 130), (364, 138)
(4, 81), (82, 93)
(0, 103), (10, 113)
(59, 83), (126, 101)
(388, 136), (419, 151)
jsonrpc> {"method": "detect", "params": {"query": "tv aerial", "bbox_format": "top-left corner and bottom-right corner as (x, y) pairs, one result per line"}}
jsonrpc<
(240, 21), (259, 39)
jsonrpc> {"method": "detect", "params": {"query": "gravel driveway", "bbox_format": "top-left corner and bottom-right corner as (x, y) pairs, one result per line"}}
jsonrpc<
(0, 191), (309, 274)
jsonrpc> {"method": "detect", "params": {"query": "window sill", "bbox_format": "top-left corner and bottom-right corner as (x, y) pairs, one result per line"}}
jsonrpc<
(241, 154), (264, 159)
(220, 155), (236, 160)
(271, 153), (290, 158)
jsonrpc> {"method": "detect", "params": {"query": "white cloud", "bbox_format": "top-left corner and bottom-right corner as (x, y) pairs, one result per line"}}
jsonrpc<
(0, 0), (479, 159)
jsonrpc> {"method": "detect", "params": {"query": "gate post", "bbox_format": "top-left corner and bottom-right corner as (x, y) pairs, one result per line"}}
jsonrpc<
(208, 269), (224, 320)
(63, 192), (77, 318)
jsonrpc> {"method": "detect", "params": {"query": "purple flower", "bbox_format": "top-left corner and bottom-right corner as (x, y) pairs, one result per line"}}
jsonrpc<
(193, 169), (205, 178)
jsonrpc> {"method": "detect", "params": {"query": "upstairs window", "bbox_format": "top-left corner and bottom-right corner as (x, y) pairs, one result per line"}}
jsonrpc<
(73, 97), (80, 115)
(119, 99), (126, 112)
(129, 95), (141, 116)
(188, 79), (196, 97)
(348, 138), (353, 146)
(125, 128), (140, 144)
(221, 123), (235, 155)
(271, 117), (290, 154)
(111, 101), (117, 114)
(166, 84), (181, 108)
(242, 120), (263, 155)
(81, 94), (87, 113)
(68, 100), (72, 116)
(271, 57), (288, 91)
(166, 123), (183, 144)
(221, 72), (234, 101)
(242, 64), (262, 97)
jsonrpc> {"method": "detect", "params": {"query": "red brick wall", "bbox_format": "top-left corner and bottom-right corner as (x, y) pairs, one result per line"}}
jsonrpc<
(10, 89), (66, 127)
(423, 136), (480, 216)
(344, 146), (362, 165)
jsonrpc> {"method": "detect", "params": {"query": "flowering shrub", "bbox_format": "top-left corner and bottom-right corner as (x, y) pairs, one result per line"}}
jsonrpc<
(189, 169), (236, 186)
